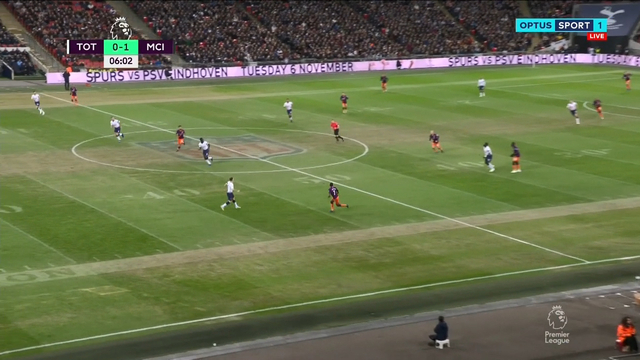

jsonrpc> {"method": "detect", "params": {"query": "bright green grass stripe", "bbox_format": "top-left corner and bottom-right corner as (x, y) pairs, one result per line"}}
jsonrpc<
(132, 98), (514, 218)
(0, 219), (74, 271)
(527, 129), (640, 166)
(127, 171), (362, 237)
(0, 227), (569, 350)
(1, 176), (177, 262)
(0, 312), (40, 355)
(572, 124), (640, 147)
(1, 110), (98, 150)
(85, 104), (366, 232)
(90, 103), (440, 227)
(356, 147), (586, 208)
(67, 126), (360, 237)
(483, 207), (640, 261)
(457, 134), (640, 199)
(1, 108), (274, 246)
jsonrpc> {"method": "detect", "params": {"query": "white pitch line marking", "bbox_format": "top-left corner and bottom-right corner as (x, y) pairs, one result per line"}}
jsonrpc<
(114, 254), (122, 259)
(262, 114), (276, 119)
(156, 249), (163, 253)
(0, 269), (5, 273)
(24, 175), (182, 251)
(24, 265), (31, 270)
(71, 127), (369, 175)
(48, 263), (55, 267)
(616, 293), (635, 301)
(41, 93), (588, 264)
(196, 245), (203, 249)
(0, 218), (77, 264)
(2, 254), (640, 357)
(93, 257), (100, 262)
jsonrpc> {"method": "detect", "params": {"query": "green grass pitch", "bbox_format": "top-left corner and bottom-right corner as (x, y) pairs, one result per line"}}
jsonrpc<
(1, 64), (640, 357)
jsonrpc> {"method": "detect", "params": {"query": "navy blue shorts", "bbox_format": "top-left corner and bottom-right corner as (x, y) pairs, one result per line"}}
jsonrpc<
(227, 192), (234, 201)
(485, 155), (493, 165)
(202, 149), (210, 159)
(114, 127), (121, 133)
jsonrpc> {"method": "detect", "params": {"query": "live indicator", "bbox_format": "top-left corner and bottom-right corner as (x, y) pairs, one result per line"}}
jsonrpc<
(587, 32), (608, 41)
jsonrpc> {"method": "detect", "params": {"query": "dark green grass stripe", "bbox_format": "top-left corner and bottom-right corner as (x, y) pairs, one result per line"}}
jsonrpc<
(1, 176), (178, 261)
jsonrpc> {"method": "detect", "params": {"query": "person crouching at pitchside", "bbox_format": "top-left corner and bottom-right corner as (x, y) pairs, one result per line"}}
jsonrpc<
(617, 317), (638, 353)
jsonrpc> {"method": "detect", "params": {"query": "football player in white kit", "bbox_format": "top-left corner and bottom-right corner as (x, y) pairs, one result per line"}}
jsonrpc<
(566, 101), (580, 125)
(221, 177), (240, 210)
(110, 117), (124, 142)
(31, 92), (45, 115)
(283, 98), (293, 122)
(478, 78), (486, 97)
(198, 137), (213, 166)
(483, 142), (495, 172)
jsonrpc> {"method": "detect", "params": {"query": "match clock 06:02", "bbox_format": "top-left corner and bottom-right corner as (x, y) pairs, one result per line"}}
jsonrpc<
(103, 55), (139, 69)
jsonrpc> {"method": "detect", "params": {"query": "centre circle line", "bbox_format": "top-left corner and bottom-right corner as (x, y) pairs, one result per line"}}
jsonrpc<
(71, 127), (369, 175)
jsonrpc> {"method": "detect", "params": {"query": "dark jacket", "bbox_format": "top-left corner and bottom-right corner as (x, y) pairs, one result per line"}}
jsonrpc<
(434, 321), (448, 341)
(63, 71), (70, 81)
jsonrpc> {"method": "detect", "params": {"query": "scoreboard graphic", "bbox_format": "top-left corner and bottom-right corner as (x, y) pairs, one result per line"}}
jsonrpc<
(67, 39), (174, 69)
(516, 18), (609, 41)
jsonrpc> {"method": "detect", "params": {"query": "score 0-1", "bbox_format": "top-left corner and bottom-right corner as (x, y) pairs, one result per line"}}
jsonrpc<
(67, 40), (174, 55)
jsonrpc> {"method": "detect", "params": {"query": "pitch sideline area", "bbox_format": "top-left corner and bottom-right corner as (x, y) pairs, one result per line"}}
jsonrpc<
(3, 195), (640, 287)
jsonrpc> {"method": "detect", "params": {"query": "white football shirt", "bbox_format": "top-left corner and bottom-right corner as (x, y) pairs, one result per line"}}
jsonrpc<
(198, 141), (209, 151)
(483, 146), (492, 157)
(478, 79), (486, 87)
(31, 94), (40, 103)
(283, 101), (293, 110)
(110, 119), (121, 128)
(226, 181), (234, 193)
(566, 102), (577, 111)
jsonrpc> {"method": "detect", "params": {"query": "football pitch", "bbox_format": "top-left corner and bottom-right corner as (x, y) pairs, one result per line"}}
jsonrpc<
(2, 64), (640, 358)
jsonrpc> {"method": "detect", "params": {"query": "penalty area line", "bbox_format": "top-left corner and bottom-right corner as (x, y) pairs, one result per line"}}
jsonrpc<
(2, 254), (640, 356)
(42, 93), (588, 263)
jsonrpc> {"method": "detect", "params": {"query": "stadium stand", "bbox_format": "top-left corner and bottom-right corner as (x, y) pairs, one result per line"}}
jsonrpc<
(528, 1), (574, 51)
(443, 0), (531, 52)
(0, 49), (36, 75)
(1, 18), (37, 76)
(6, 0), (170, 69)
(127, 0), (290, 64)
(345, 0), (477, 55)
(0, 19), (24, 46)
(247, 0), (405, 59)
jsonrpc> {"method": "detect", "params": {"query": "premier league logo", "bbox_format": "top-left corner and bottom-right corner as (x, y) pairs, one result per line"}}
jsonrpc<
(110, 17), (132, 40)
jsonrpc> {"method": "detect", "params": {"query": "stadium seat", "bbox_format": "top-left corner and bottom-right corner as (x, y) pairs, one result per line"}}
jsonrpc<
(436, 339), (450, 349)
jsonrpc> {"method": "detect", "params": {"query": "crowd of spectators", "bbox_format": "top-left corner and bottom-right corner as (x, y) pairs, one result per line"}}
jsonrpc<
(7, 0), (170, 69)
(0, 49), (37, 75)
(1, 19), (36, 76)
(1, 19), (25, 47)
(444, 0), (532, 53)
(347, 0), (478, 56)
(8, 0), (626, 68)
(128, 0), (288, 64)
(529, 0), (575, 50)
(248, 0), (405, 59)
